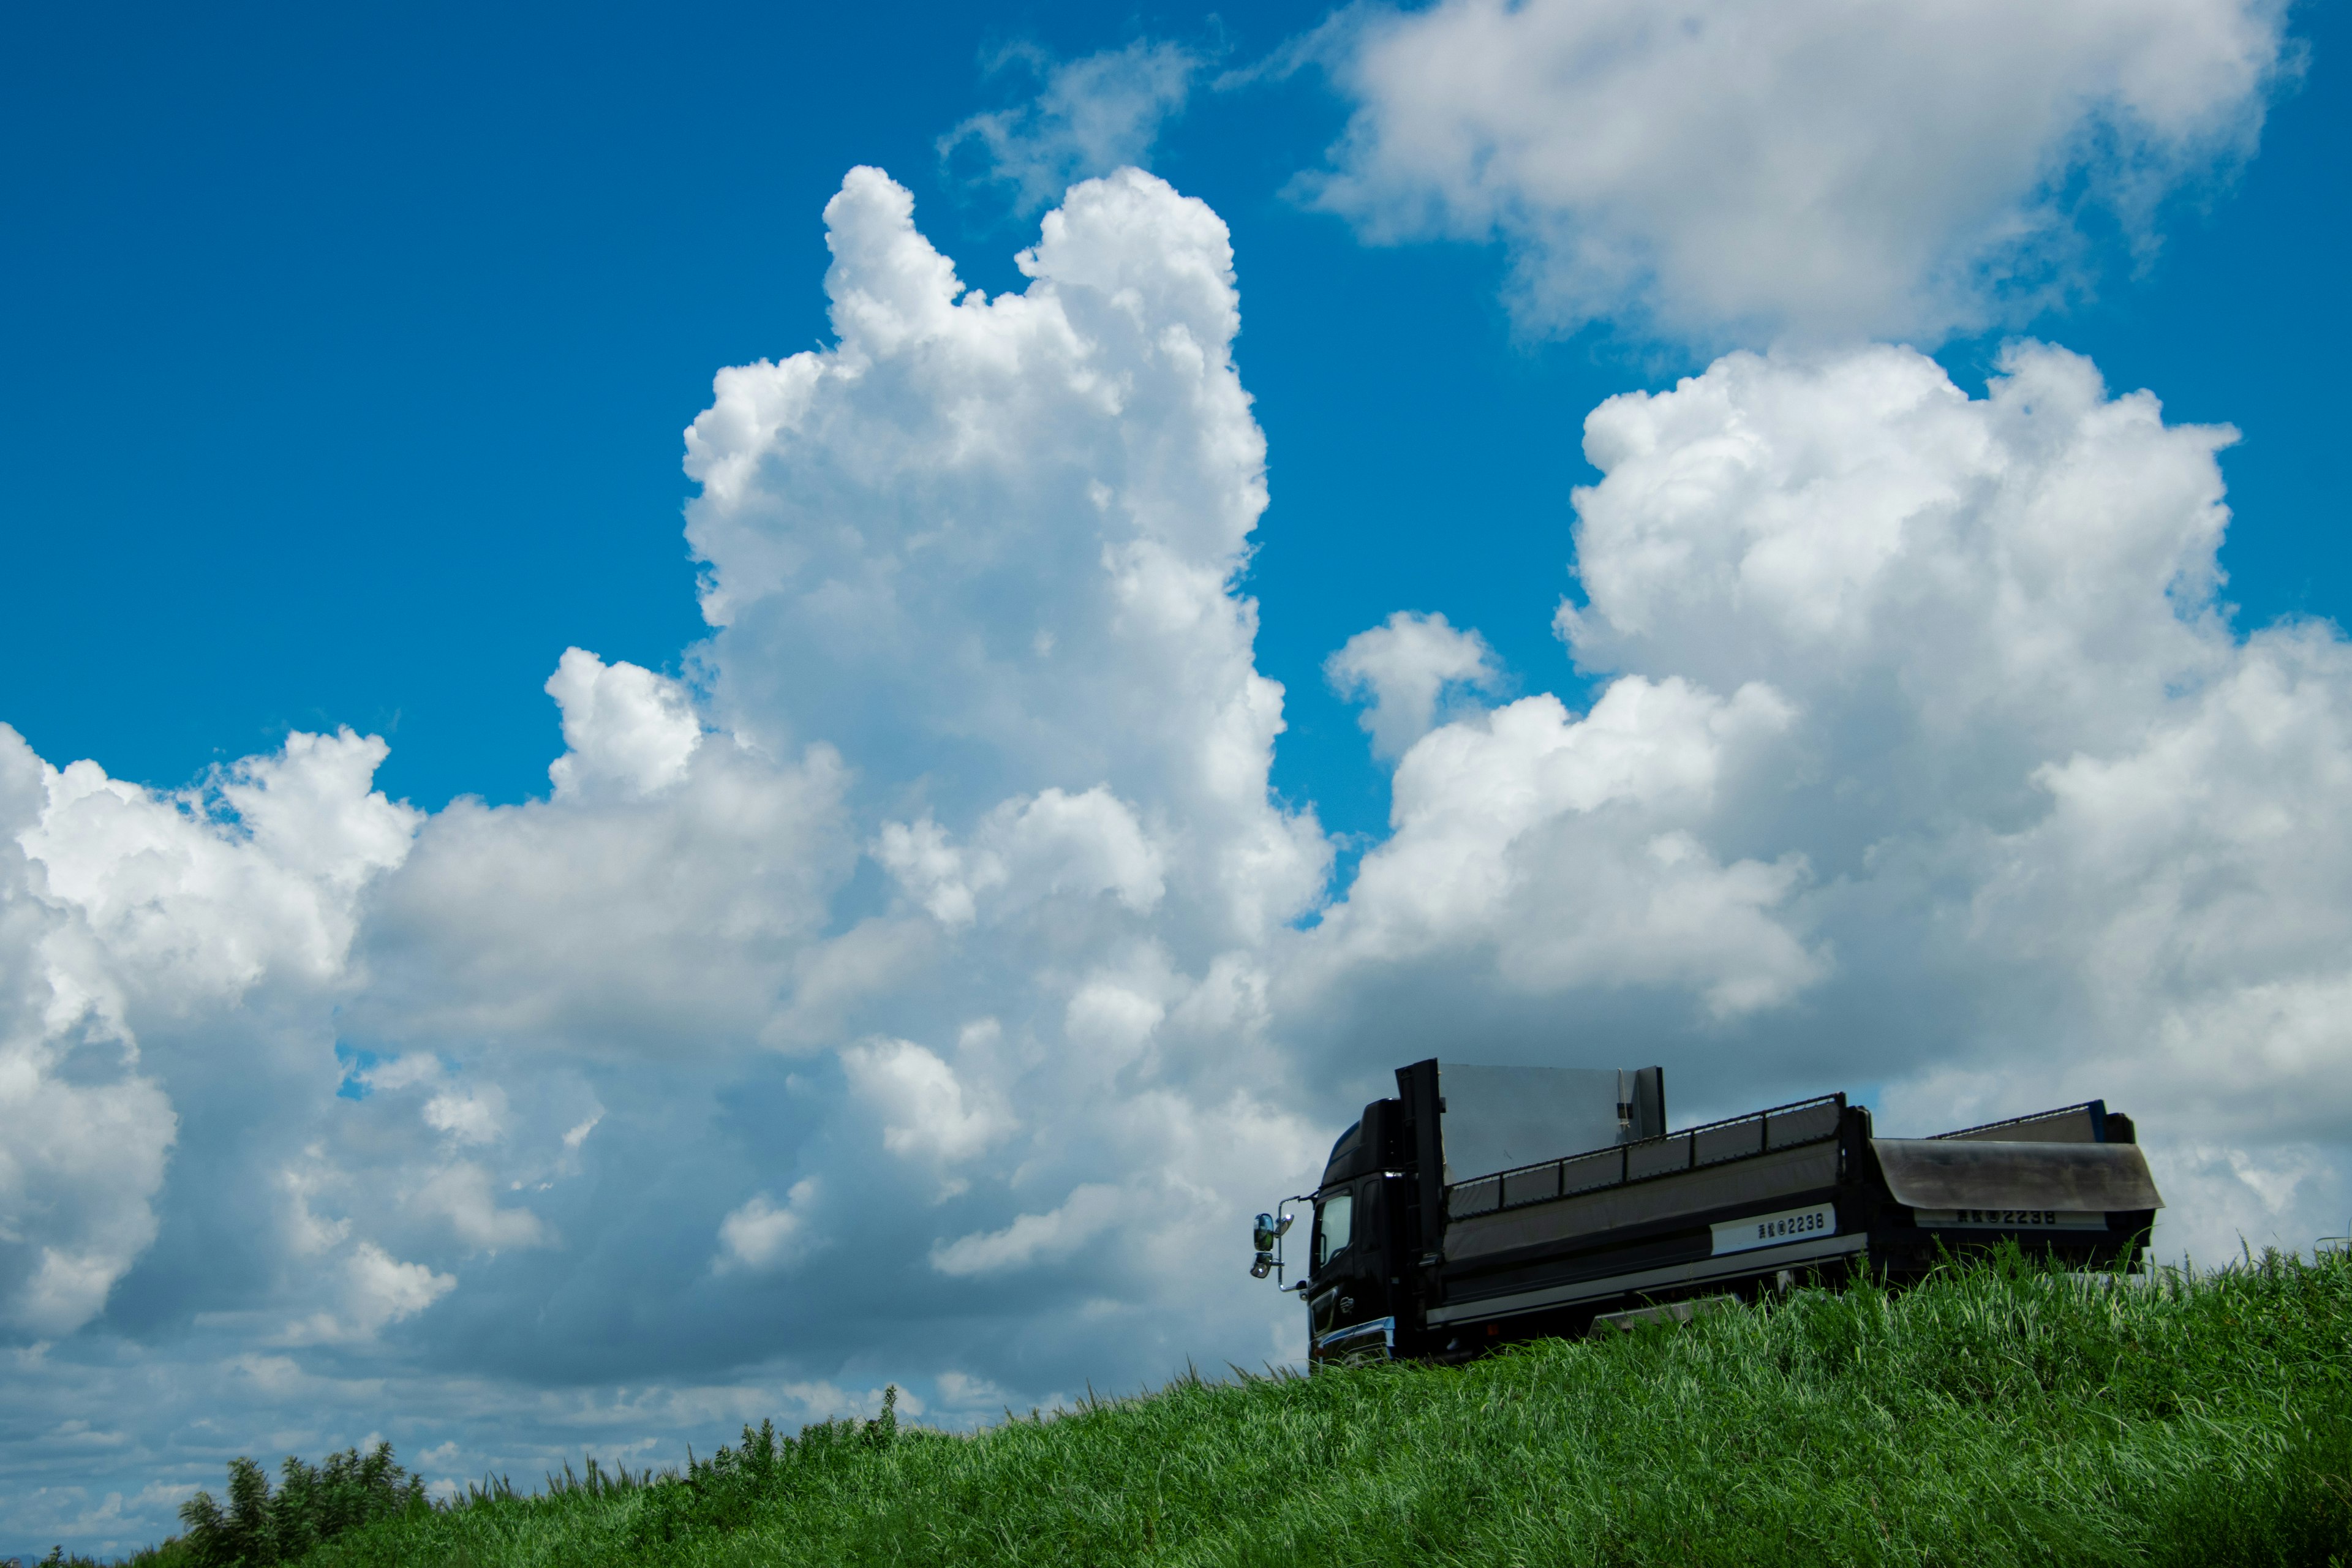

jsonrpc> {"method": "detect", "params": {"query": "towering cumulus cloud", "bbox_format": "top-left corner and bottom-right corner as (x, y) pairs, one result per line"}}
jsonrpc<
(641, 165), (1332, 1374)
(3, 165), (2349, 1555)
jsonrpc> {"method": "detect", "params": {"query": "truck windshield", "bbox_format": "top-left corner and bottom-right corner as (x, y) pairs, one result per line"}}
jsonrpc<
(1314, 1192), (1353, 1268)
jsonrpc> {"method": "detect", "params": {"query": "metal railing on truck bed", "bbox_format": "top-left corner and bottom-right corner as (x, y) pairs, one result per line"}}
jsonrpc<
(1444, 1093), (1847, 1221)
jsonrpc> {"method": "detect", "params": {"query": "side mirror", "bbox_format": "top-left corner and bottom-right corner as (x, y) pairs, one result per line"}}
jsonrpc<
(1249, 1200), (1303, 1283)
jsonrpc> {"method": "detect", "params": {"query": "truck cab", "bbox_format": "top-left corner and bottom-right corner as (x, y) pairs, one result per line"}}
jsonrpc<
(1301, 1103), (1414, 1362)
(1298, 1063), (1665, 1363)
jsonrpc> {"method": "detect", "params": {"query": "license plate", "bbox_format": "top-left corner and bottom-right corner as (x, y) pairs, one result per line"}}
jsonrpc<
(1711, 1202), (1836, 1256)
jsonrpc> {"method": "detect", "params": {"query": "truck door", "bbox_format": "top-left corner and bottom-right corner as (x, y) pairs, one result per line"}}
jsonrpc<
(1308, 1178), (1392, 1352)
(1307, 1185), (1352, 1338)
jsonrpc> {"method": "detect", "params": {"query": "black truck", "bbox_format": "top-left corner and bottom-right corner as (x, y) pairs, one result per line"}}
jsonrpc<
(1250, 1060), (2164, 1365)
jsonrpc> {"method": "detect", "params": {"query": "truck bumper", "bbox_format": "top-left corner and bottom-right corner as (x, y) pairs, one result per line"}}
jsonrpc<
(1311, 1315), (1395, 1365)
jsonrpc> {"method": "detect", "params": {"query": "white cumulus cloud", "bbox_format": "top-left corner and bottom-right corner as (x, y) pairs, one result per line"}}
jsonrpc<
(1326, 610), (1501, 760)
(1302, 0), (2293, 342)
(930, 1184), (1123, 1276)
(842, 1039), (1011, 1163)
(345, 1243), (455, 1333)
(717, 1180), (821, 1275)
(545, 649), (703, 802)
(423, 1085), (507, 1146)
(1303, 674), (1817, 1020)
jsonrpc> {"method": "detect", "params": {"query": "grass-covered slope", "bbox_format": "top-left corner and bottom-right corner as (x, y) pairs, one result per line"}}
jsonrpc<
(194, 1253), (2352, 1566)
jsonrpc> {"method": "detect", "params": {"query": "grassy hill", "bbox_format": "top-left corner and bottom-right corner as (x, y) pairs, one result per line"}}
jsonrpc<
(78, 1250), (2352, 1567)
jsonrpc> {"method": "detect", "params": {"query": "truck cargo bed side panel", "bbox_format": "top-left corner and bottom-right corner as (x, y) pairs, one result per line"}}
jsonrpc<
(1872, 1139), (2163, 1212)
(1427, 1232), (1867, 1325)
(1444, 1140), (1842, 1265)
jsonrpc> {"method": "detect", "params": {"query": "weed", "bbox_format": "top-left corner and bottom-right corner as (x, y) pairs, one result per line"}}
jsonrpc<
(175, 1442), (425, 1567)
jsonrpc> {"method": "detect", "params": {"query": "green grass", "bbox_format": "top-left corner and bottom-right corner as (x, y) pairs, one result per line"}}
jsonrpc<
(168, 1250), (2352, 1566)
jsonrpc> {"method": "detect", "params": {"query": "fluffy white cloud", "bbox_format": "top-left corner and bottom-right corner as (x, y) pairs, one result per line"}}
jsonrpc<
(1304, 675), (1819, 1020)
(842, 1038), (1011, 1163)
(940, 40), (1201, 213)
(716, 1180), (821, 1274)
(353, 695), (850, 1056)
(424, 1084), (507, 1145)
(1558, 344), (2235, 717)
(1325, 610), (1501, 761)
(930, 1183), (1122, 1276)
(545, 648), (702, 802)
(344, 1242), (456, 1335)
(873, 787), (1166, 930)
(1302, 0), (2291, 341)
(21, 726), (415, 997)
(1970, 624), (2352, 1147)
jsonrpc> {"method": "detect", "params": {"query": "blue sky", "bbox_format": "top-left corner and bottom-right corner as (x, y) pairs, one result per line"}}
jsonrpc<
(4, 0), (2351, 1556)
